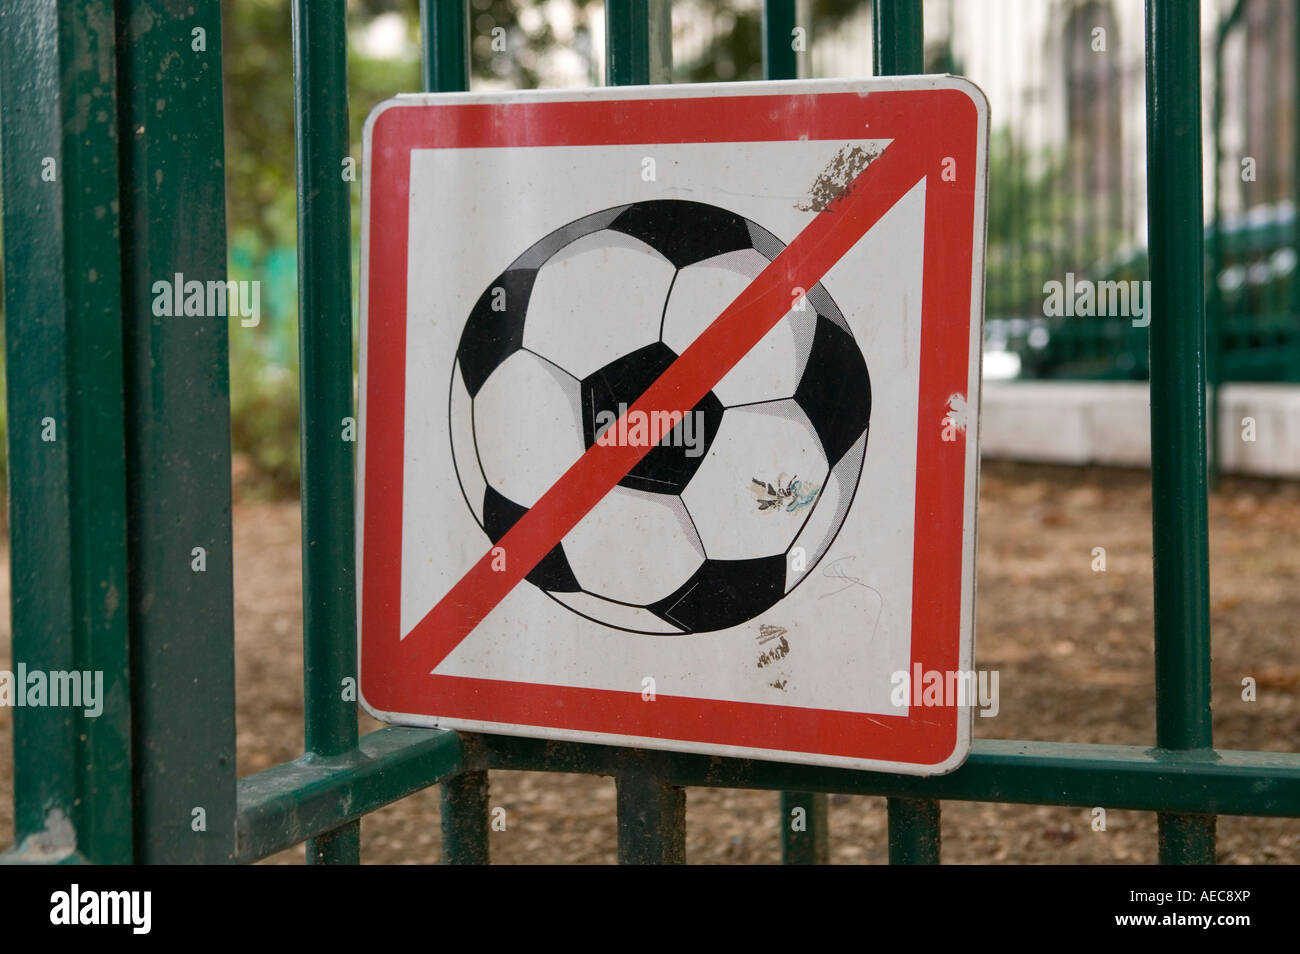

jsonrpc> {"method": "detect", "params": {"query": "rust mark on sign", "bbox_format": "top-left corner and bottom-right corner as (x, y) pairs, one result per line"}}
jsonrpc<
(796, 143), (884, 213)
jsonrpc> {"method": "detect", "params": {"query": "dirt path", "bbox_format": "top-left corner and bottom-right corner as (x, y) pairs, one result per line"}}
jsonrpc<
(3, 461), (1298, 862)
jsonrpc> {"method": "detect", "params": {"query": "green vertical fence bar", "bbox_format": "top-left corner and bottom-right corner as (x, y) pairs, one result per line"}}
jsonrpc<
(763, 0), (797, 81)
(440, 767), (491, 865)
(115, 0), (238, 863)
(420, 0), (491, 865)
(874, 0), (941, 865)
(605, 0), (671, 86)
(420, 0), (468, 94)
(616, 755), (686, 865)
(780, 792), (829, 864)
(605, 0), (684, 866)
(1293, 3), (1300, 381)
(0, 0), (133, 864)
(873, 0), (924, 77)
(762, 0), (827, 863)
(1144, 0), (1217, 865)
(888, 796), (941, 864)
(292, 0), (360, 865)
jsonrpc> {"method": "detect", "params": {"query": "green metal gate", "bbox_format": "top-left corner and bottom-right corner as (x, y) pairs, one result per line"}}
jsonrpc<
(2, 0), (1299, 866)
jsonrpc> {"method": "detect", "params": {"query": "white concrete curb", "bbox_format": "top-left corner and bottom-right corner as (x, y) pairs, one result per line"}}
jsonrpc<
(980, 381), (1300, 478)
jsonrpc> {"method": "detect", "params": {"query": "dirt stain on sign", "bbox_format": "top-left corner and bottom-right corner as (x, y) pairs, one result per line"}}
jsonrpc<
(756, 624), (790, 668)
(796, 143), (884, 213)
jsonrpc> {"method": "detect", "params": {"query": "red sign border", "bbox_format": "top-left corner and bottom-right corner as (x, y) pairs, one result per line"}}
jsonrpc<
(359, 83), (983, 771)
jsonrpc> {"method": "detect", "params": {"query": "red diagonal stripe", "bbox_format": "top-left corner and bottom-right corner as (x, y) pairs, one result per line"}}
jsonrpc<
(405, 138), (925, 671)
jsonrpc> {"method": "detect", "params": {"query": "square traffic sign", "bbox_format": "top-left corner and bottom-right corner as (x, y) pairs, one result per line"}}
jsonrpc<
(358, 77), (988, 774)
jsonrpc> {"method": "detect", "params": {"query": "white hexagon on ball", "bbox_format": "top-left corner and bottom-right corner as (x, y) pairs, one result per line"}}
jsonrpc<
(448, 361), (486, 522)
(661, 248), (817, 407)
(784, 429), (867, 592)
(522, 229), (674, 380)
(473, 349), (585, 508)
(563, 486), (705, 606)
(681, 401), (829, 562)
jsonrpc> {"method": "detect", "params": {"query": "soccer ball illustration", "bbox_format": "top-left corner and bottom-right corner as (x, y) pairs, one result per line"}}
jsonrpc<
(448, 200), (871, 635)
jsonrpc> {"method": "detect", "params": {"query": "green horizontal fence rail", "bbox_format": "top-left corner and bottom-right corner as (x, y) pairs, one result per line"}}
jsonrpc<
(3, 0), (1300, 866)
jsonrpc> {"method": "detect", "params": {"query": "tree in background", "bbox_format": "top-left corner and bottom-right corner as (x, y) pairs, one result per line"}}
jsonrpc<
(674, 0), (865, 83)
(220, 0), (874, 493)
(223, 0), (876, 249)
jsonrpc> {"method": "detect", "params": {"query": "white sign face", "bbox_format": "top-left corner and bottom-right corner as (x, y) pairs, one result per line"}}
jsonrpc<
(359, 77), (988, 774)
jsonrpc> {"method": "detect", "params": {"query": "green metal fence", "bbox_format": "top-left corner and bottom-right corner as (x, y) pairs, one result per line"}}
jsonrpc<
(1206, 0), (1300, 390)
(996, 0), (1300, 384)
(2, 0), (1299, 866)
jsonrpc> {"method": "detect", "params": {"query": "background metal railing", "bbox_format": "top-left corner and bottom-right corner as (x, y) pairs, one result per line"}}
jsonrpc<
(864, 0), (1300, 388)
(2, 0), (1299, 866)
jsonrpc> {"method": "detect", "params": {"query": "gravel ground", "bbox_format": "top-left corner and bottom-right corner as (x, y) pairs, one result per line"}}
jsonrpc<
(2, 461), (1298, 863)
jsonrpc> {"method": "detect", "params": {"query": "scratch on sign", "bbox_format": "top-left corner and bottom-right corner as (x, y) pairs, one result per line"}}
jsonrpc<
(943, 393), (969, 432)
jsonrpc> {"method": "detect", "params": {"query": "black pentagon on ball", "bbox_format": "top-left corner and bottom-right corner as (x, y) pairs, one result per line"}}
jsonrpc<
(646, 555), (788, 633)
(794, 314), (872, 467)
(455, 268), (536, 398)
(607, 200), (756, 269)
(580, 342), (724, 495)
(481, 485), (581, 593)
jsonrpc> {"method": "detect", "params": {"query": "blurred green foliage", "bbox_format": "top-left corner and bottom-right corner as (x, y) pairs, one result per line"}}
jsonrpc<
(984, 127), (1073, 318)
(2, 1), (875, 501)
(222, 0), (850, 495)
(674, 0), (865, 83)
(223, 0), (423, 495)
